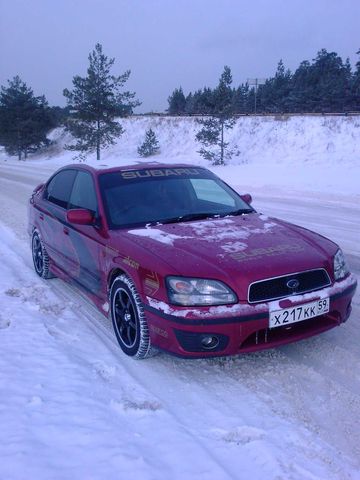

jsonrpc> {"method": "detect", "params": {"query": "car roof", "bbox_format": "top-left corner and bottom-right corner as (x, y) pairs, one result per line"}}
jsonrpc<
(61, 162), (205, 176)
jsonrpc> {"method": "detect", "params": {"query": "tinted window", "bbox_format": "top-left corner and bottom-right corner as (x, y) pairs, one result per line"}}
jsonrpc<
(102, 178), (195, 227)
(69, 171), (98, 214)
(46, 169), (77, 209)
(99, 168), (253, 229)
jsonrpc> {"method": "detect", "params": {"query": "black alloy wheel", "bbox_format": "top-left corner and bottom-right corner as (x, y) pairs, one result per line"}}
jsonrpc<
(110, 274), (153, 359)
(113, 287), (138, 349)
(31, 231), (54, 279)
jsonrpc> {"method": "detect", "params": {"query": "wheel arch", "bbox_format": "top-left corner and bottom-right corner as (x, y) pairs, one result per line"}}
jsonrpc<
(107, 260), (159, 304)
(107, 266), (144, 297)
(108, 267), (127, 290)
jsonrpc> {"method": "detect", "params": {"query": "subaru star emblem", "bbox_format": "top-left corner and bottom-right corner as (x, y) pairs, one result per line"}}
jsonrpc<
(287, 279), (300, 291)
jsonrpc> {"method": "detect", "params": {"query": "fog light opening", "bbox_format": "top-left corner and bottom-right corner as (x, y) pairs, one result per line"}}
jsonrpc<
(201, 335), (219, 350)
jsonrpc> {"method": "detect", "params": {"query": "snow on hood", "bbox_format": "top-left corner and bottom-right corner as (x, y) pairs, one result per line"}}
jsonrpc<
(128, 227), (190, 246)
(125, 213), (337, 284)
(128, 215), (276, 248)
(177, 216), (277, 246)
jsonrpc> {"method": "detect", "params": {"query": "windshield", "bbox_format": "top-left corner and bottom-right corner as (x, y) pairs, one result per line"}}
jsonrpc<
(99, 167), (254, 229)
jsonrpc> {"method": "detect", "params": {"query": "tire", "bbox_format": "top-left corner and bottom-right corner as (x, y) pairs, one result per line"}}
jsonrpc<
(31, 230), (54, 279)
(110, 274), (153, 359)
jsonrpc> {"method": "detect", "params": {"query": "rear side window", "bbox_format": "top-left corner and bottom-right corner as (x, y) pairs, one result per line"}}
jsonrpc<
(45, 169), (77, 209)
(69, 171), (98, 214)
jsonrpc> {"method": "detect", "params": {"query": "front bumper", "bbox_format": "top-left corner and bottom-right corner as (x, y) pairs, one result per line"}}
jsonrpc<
(144, 275), (357, 358)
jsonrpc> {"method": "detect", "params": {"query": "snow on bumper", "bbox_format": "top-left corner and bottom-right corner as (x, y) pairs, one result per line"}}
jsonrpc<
(144, 274), (357, 358)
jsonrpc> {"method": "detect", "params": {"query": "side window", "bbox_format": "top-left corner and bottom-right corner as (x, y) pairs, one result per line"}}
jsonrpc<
(190, 179), (236, 207)
(46, 169), (77, 209)
(69, 171), (98, 214)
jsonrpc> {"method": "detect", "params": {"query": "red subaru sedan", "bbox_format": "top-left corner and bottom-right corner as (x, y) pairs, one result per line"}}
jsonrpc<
(28, 164), (357, 358)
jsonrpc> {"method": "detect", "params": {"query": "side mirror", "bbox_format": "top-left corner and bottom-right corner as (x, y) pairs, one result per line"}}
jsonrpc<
(67, 209), (94, 225)
(241, 193), (253, 205)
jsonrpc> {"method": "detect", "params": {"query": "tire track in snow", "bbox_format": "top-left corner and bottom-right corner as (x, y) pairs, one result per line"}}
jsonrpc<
(0, 174), (32, 240)
(0, 169), (45, 188)
(47, 281), (243, 480)
(48, 268), (360, 479)
(51, 280), (346, 480)
(0, 221), (328, 479)
(0, 223), (237, 480)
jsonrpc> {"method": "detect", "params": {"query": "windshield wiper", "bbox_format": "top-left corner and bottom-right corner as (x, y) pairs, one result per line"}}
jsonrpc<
(162, 209), (254, 224)
(226, 208), (254, 216)
(162, 212), (218, 224)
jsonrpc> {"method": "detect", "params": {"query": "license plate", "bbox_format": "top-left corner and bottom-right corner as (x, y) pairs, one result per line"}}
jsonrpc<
(269, 298), (330, 328)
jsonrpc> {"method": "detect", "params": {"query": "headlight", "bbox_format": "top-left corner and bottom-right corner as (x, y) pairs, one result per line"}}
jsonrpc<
(166, 276), (237, 306)
(333, 249), (349, 281)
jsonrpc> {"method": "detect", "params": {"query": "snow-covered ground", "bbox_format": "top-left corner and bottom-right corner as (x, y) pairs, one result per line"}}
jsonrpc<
(0, 116), (359, 479)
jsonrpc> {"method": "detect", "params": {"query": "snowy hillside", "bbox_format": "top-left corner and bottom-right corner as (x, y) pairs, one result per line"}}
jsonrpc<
(0, 115), (359, 479)
(102, 115), (360, 167)
(5, 114), (359, 196)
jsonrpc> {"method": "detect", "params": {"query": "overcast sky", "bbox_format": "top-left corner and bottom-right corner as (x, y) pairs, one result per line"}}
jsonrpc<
(1, 0), (359, 112)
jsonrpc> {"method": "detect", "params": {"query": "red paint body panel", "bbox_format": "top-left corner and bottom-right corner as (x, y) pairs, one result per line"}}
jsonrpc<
(28, 163), (357, 358)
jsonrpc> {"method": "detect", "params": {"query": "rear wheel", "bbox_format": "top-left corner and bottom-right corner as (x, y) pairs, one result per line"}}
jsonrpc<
(31, 230), (54, 279)
(110, 274), (153, 359)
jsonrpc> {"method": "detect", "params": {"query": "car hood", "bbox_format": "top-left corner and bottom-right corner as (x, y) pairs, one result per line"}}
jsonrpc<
(117, 213), (337, 297)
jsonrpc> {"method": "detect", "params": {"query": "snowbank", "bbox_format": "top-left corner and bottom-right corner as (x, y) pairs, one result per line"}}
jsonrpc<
(1, 115), (359, 196)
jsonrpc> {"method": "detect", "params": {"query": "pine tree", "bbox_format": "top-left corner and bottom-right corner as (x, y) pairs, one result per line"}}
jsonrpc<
(199, 87), (216, 114)
(0, 76), (53, 160)
(63, 43), (140, 160)
(272, 60), (292, 112)
(342, 58), (353, 111)
(290, 60), (312, 112)
(182, 88), (216, 114)
(167, 87), (186, 114)
(189, 89), (204, 114)
(232, 85), (248, 114)
(351, 49), (360, 110)
(137, 128), (160, 157)
(310, 49), (351, 112)
(196, 66), (235, 165)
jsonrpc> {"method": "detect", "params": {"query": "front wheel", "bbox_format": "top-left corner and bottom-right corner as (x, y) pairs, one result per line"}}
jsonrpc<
(110, 274), (153, 359)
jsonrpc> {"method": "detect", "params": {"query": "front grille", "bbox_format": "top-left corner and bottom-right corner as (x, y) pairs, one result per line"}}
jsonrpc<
(248, 268), (331, 303)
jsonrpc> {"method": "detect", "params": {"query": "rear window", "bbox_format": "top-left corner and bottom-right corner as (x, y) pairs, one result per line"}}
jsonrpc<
(45, 169), (77, 209)
(69, 171), (98, 214)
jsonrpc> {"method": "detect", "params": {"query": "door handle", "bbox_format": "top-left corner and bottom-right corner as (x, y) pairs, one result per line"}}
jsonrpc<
(39, 213), (44, 220)
(63, 227), (69, 235)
